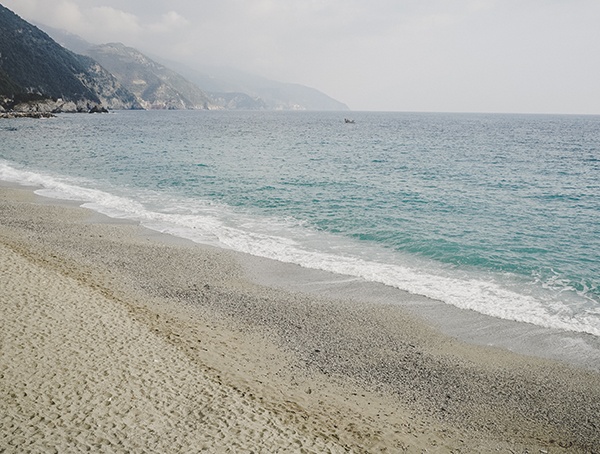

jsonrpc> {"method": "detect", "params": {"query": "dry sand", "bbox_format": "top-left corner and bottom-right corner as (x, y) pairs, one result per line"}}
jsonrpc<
(1, 185), (599, 453)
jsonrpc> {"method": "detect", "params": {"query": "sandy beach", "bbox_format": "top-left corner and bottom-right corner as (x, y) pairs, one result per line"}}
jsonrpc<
(1, 184), (599, 453)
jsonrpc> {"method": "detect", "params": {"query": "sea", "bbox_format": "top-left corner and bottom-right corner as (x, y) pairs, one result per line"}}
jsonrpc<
(1, 110), (599, 339)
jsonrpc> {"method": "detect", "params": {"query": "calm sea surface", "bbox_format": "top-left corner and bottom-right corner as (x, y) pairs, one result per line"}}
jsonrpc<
(2, 110), (599, 336)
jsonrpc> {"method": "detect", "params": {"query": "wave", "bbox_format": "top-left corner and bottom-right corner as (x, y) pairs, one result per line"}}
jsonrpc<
(2, 159), (599, 337)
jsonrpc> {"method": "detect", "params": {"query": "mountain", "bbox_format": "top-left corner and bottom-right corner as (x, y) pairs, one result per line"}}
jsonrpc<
(34, 23), (95, 56)
(85, 43), (215, 110)
(0, 5), (140, 112)
(157, 60), (350, 112)
(39, 24), (349, 111)
(31, 24), (215, 111)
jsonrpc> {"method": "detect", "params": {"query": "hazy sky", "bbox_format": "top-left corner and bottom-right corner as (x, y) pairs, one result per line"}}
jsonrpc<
(4, 0), (599, 114)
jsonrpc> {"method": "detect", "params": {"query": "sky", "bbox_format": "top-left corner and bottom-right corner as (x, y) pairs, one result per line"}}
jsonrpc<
(3, 0), (600, 114)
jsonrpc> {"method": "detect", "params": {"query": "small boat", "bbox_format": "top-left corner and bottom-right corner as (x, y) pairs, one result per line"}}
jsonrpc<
(344, 118), (355, 124)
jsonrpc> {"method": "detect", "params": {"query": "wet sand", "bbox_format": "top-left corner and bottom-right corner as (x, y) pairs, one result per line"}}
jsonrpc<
(1, 185), (599, 453)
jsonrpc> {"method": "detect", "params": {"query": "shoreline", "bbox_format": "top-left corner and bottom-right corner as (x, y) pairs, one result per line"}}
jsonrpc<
(13, 179), (600, 372)
(2, 183), (600, 452)
(238, 253), (600, 372)
(0, 112), (56, 119)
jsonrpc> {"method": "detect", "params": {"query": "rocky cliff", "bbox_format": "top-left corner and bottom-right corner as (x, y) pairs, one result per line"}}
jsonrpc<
(2, 4), (349, 114)
(0, 5), (140, 113)
(40, 24), (350, 112)
(86, 43), (215, 110)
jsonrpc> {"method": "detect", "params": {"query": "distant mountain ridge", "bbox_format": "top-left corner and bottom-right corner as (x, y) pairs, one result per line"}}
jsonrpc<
(0, 4), (140, 112)
(0, 4), (349, 112)
(86, 42), (215, 110)
(39, 23), (349, 111)
(161, 60), (349, 111)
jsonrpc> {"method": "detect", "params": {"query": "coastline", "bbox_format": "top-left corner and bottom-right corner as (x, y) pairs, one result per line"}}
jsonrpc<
(239, 253), (600, 372)
(1, 184), (600, 452)
(0, 112), (56, 119)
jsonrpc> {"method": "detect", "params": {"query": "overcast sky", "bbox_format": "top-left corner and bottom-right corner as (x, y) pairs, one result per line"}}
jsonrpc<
(4, 0), (599, 114)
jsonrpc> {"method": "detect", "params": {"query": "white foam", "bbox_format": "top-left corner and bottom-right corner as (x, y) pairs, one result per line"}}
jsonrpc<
(1, 161), (54, 188)
(2, 159), (599, 337)
(211, 225), (600, 336)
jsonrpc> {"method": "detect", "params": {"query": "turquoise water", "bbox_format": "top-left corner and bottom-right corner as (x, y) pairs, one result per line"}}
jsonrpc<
(1, 110), (599, 335)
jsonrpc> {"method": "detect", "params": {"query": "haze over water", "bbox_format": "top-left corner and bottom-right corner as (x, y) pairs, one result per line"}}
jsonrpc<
(2, 110), (599, 336)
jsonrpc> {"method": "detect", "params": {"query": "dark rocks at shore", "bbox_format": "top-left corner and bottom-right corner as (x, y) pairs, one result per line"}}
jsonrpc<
(1, 105), (110, 118)
(0, 111), (56, 119)
(88, 105), (109, 113)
